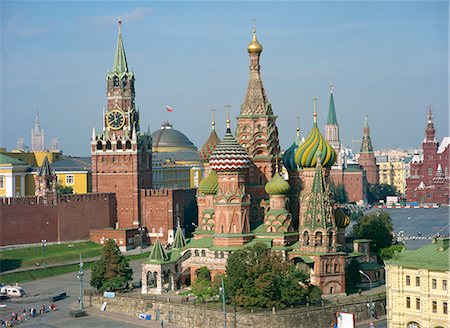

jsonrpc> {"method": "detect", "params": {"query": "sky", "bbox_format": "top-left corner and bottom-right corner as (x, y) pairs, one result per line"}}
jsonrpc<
(1, 1), (448, 156)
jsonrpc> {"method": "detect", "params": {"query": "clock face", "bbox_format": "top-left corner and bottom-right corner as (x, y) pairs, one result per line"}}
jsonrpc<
(107, 110), (125, 130)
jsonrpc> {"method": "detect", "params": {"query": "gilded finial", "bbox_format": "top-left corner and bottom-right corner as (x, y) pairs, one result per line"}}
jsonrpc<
(330, 83), (334, 94)
(210, 108), (216, 130)
(296, 116), (300, 137)
(313, 97), (318, 124)
(225, 104), (232, 130)
(247, 21), (263, 54)
(118, 16), (122, 33)
(275, 156), (279, 173)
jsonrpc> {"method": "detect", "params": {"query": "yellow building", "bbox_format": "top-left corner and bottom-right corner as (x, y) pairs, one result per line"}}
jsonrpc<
(0, 154), (33, 197)
(385, 238), (450, 328)
(0, 148), (61, 167)
(50, 157), (91, 194)
(378, 161), (406, 195)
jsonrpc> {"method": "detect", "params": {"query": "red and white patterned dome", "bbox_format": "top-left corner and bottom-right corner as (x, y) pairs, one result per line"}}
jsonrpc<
(209, 125), (251, 172)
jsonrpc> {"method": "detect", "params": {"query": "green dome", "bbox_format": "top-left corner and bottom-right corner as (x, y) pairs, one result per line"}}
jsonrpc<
(294, 122), (336, 168)
(265, 173), (290, 196)
(198, 170), (218, 195)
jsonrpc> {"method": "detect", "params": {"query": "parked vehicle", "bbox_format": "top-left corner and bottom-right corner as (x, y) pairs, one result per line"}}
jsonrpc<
(0, 285), (25, 298)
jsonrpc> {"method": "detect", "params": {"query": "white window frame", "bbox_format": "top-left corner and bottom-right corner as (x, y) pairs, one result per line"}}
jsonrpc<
(66, 175), (74, 185)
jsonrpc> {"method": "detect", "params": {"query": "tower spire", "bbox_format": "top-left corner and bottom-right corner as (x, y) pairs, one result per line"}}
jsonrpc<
(113, 17), (128, 73)
(360, 115), (374, 153)
(425, 105), (436, 142)
(327, 83), (337, 125)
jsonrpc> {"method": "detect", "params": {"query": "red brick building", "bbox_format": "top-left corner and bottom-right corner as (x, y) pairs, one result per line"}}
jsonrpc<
(406, 109), (449, 204)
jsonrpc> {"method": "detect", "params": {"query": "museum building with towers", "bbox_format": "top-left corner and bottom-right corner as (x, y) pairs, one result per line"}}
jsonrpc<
(141, 29), (381, 296)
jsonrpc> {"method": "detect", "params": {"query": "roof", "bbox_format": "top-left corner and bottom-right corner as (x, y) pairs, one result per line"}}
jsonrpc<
(359, 262), (383, 271)
(172, 220), (186, 249)
(0, 153), (28, 166)
(437, 137), (450, 154)
(151, 121), (197, 152)
(113, 22), (128, 74)
(327, 91), (338, 125)
(50, 157), (91, 171)
(37, 156), (52, 176)
(148, 238), (169, 263)
(386, 237), (449, 272)
(152, 151), (200, 164)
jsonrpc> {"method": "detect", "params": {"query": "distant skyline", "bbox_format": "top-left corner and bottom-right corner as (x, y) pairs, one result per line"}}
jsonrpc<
(1, 1), (448, 156)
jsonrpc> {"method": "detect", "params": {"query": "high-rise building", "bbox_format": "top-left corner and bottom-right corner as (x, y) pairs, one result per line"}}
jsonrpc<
(31, 113), (45, 152)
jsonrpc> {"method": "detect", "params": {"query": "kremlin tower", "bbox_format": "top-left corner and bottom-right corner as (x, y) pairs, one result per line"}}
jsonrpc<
(358, 115), (379, 185)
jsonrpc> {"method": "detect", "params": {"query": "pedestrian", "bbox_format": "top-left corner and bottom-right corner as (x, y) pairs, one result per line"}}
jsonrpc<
(160, 319), (164, 327)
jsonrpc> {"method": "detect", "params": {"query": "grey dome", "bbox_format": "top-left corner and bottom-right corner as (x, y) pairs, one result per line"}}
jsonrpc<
(151, 121), (197, 152)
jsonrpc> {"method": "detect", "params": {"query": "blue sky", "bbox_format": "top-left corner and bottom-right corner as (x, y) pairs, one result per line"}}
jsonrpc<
(1, 1), (448, 156)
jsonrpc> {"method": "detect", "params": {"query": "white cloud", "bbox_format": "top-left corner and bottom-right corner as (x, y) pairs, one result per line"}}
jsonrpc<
(82, 7), (153, 28)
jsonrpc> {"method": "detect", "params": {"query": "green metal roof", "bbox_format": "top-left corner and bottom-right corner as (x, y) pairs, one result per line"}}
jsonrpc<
(172, 220), (186, 250)
(327, 92), (338, 125)
(148, 238), (169, 263)
(0, 153), (27, 165)
(386, 238), (449, 272)
(37, 156), (52, 176)
(185, 237), (214, 249)
(360, 262), (383, 270)
(113, 24), (128, 73)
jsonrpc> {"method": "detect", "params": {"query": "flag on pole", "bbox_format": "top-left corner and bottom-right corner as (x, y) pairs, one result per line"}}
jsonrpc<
(166, 105), (173, 112)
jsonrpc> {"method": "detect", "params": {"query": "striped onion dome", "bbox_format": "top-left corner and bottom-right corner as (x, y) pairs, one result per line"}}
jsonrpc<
(295, 121), (336, 168)
(198, 170), (218, 195)
(200, 129), (220, 162)
(209, 124), (251, 172)
(265, 172), (290, 196)
(334, 208), (350, 228)
(283, 128), (302, 171)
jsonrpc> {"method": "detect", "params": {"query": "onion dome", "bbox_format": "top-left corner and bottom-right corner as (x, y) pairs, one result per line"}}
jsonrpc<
(200, 112), (221, 162)
(209, 120), (251, 172)
(282, 127), (302, 171)
(198, 170), (218, 195)
(295, 98), (336, 168)
(247, 30), (263, 54)
(334, 208), (350, 229)
(265, 172), (290, 196)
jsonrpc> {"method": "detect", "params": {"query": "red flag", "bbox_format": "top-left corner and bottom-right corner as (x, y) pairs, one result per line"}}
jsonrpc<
(166, 105), (173, 112)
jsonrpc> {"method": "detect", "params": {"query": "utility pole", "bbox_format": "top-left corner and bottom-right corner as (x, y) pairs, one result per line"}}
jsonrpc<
(220, 276), (227, 328)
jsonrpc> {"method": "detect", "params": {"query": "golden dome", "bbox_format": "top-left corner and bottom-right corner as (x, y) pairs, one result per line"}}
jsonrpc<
(247, 30), (263, 54)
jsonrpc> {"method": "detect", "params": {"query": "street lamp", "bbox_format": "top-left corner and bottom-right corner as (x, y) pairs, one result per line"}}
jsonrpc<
(219, 276), (226, 328)
(359, 269), (374, 325)
(68, 244), (84, 310)
(41, 240), (47, 268)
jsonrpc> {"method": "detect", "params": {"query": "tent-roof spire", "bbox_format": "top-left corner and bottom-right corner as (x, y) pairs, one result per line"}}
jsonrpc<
(113, 16), (128, 73)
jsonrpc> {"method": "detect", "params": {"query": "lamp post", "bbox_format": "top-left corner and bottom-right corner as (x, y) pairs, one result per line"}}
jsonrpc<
(139, 227), (145, 253)
(41, 240), (47, 268)
(219, 276), (227, 328)
(69, 244), (84, 309)
(359, 269), (374, 325)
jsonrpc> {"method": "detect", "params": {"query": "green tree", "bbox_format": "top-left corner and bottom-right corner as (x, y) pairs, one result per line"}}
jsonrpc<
(367, 183), (397, 204)
(191, 267), (219, 303)
(345, 259), (361, 288)
(351, 211), (394, 252)
(379, 244), (405, 260)
(90, 239), (133, 292)
(336, 184), (349, 204)
(56, 185), (73, 195)
(226, 243), (317, 309)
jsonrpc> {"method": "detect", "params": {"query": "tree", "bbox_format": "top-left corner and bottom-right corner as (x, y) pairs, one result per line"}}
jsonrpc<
(367, 183), (397, 204)
(226, 243), (318, 309)
(56, 185), (73, 195)
(345, 259), (361, 288)
(350, 211), (394, 253)
(191, 267), (219, 303)
(379, 244), (405, 260)
(90, 239), (133, 292)
(335, 184), (349, 204)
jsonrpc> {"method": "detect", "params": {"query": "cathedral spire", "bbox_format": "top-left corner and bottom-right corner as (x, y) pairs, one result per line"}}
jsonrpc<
(360, 115), (374, 153)
(113, 17), (128, 74)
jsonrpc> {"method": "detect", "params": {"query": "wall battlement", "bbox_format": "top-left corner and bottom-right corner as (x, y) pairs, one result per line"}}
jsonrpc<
(140, 189), (172, 198)
(0, 193), (115, 207)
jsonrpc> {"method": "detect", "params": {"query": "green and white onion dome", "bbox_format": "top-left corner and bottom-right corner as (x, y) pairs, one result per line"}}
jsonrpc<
(294, 121), (336, 168)
(198, 170), (218, 195)
(265, 172), (290, 196)
(209, 124), (251, 172)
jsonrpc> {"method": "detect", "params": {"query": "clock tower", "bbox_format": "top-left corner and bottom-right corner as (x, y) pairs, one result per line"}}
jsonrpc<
(91, 18), (152, 228)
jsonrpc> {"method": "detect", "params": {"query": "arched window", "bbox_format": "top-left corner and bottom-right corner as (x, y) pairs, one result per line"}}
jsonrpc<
(220, 251), (224, 259)
(113, 76), (119, 87)
(194, 250), (199, 257)
(126, 140), (132, 149)
(328, 231), (333, 247)
(315, 231), (323, 246)
(406, 322), (420, 328)
(214, 251), (218, 258)
(201, 250), (206, 257)
(428, 167), (432, 176)
(303, 231), (309, 246)
(106, 141), (112, 150)
(96, 140), (102, 150)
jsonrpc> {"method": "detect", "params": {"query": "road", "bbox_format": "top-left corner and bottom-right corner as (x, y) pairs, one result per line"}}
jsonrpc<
(1, 258), (181, 327)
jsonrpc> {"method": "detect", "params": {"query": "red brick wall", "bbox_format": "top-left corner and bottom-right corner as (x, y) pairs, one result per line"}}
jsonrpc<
(0, 194), (116, 246)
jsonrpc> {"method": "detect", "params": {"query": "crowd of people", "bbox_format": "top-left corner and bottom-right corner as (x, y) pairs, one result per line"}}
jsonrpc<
(0, 304), (56, 327)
